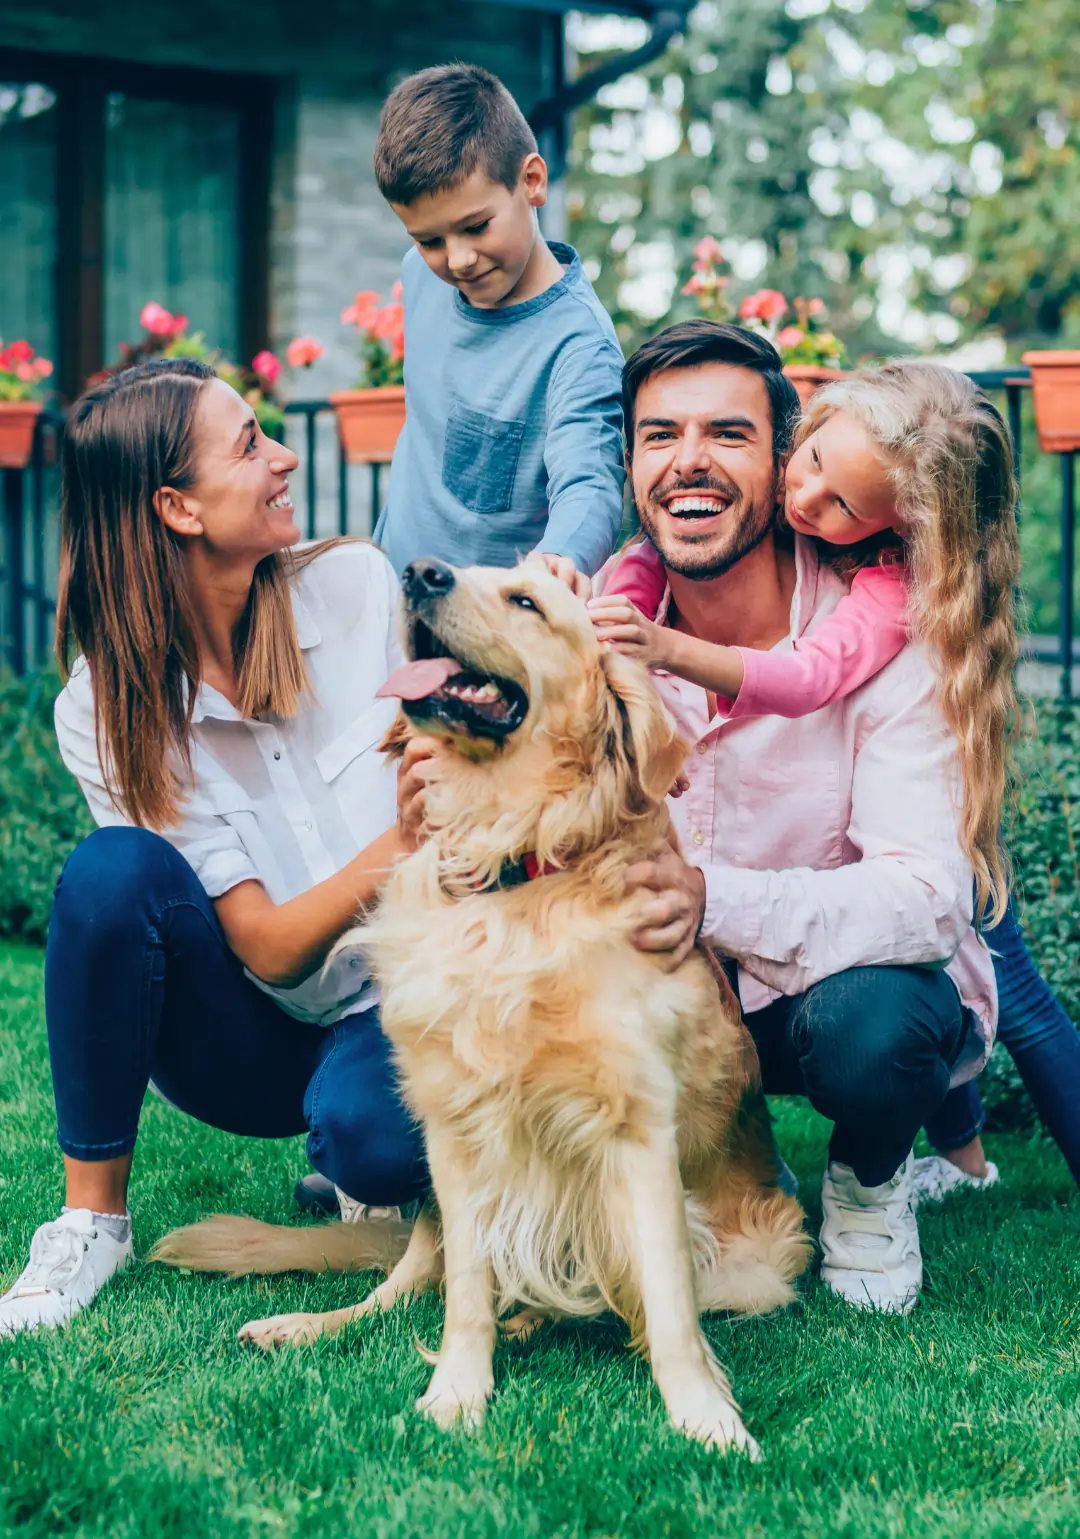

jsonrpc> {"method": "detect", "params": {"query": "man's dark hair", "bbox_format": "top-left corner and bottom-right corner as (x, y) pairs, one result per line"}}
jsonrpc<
(374, 64), (538, 206)
(622, 320), (800, 463)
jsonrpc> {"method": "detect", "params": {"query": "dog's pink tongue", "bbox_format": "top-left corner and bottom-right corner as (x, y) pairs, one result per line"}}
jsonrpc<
(377, 657), (461, 701)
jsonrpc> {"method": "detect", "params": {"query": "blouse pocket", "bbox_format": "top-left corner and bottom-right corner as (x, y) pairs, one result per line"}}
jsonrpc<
(442, 401), (526, 513)
(316, 699), (399, 850)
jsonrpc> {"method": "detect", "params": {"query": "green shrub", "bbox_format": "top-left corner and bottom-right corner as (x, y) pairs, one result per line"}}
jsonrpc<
(0, 667), (1076, 1128)
(0, 667), (93, 943)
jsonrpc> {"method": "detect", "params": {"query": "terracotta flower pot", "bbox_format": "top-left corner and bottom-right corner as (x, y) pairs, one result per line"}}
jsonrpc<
(0, 400), (43, 469)
(783, 366), (846, 409)
(330, 386), (406, 464)
(1022, 351), (1080, 454)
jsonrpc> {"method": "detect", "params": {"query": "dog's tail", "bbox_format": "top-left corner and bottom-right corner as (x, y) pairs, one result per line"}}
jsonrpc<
(695, 1190), (812, 1316)
(148, 1215), (412, 1279)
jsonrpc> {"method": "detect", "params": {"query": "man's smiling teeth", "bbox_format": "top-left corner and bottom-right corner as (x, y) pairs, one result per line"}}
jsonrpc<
(267, 490), (292, 510)
(667, 495), (730, 516)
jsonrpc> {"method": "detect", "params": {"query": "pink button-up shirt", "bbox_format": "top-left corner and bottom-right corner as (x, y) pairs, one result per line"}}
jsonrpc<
(625, 538), (997, 1085)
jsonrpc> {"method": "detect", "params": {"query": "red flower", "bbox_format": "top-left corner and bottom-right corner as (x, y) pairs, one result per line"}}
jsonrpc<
(739, 289), (788, 323)
(341, 290), (382, 331)
(286, 336), (325, 369)
(140, 301), (185, 338)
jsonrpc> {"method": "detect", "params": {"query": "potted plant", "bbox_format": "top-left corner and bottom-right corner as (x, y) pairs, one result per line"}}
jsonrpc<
(330, 285), (406, 463)
(677, 240), (848, 406)
(95, 303), (322, 438)
(739, 291), (848, 405)
(0, 339), (53, 469)
(1021, 349), (1080, 453)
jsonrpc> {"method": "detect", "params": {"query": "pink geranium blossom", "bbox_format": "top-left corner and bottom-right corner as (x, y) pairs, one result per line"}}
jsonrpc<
(252, 350), (282, 385)
(739, 289), (788, 323)
(139, 301), (187, 338)
(692, 236), (725, 269)
(286, 336), (325, 369)
(33, 357), (53, 378)
(342, 290), (382, 330)
(775, 326), (805, 349)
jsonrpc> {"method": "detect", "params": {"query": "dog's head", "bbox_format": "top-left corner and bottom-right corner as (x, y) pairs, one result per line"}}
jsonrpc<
(380, 559), (686, 867)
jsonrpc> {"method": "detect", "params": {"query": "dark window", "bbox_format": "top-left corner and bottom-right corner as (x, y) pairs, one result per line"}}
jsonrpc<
(0, 50), (271, 400)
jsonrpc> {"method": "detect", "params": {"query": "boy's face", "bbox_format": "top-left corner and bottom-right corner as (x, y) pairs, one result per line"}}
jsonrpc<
(391, 158), (548, 309)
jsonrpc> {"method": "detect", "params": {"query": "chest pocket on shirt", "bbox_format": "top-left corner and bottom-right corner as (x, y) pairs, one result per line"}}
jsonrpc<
(315, 698), (399, 849)
(442, 402), (526, 514)
(732, 758), (846, 870)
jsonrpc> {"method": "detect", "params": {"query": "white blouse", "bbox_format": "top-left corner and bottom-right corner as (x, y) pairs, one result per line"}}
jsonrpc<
(54, 542), (404, 1026)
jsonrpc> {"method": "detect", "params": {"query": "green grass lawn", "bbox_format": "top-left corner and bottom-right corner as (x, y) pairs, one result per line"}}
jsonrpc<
(1, 941), (1078, 1539)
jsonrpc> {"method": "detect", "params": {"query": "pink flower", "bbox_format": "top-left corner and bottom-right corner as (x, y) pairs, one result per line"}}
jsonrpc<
(140, 301), (183, 337)
(341, 290), (382, 331)
(33, 357), (53, 378)
(286, 336), (325, 369)
(739, 289), (788, 323)
(807, 297), (826, 316)
(775, 326), (805, 349)
(15, 362), (36, 382)
(681, 276), (705, 297)
(391, 280), (404, 302)
(692, 236), (724, 267)
(371, 302), (405, 344)
(6, 339), (33, 363)
(252, 350), (282, 385)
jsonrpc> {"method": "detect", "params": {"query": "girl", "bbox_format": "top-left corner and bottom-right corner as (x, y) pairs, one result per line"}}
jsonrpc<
(0, 359), (429, 1338)
(593, 361), (1080, 1192)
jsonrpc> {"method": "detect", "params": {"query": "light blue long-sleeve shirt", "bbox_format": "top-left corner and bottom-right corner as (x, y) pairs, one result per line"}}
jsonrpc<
(375, 241), (625, 577)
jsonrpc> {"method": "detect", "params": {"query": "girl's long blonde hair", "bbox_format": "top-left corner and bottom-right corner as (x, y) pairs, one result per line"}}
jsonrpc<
(56, 358), (343, 831)
(796, 361), (1021, 927)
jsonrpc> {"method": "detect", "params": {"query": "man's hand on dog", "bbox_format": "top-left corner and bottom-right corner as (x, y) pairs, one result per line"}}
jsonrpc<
(524, 550), (592, 603)
(625, 846), (706, 970)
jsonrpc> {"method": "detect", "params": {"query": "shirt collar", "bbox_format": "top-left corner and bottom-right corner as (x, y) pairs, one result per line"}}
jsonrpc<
(653, 534), (827, 645)
(191, 583), (321, 724)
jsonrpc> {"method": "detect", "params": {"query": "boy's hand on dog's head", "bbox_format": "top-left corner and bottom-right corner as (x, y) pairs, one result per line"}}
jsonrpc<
(397, 737), (440, 851)
(524, 551), (592, 603)
(624, 846), (706, 970)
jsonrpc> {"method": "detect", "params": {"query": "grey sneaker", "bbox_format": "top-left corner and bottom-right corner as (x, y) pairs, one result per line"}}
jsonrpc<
(819, 1153), (922, 1315)
(0, 1209), (133, 1338)
(912, 1154), (999, 1209)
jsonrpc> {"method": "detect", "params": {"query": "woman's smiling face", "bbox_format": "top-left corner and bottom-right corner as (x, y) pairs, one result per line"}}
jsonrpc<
(176, 378), (301, 560)
(784, 409), (900, 547)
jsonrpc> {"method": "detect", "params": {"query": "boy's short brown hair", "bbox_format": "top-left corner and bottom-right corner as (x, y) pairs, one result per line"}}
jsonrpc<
(374, 64), (538, 206)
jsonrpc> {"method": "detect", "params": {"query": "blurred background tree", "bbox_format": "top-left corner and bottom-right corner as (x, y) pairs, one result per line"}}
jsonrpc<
(564, 0), (1079, 631)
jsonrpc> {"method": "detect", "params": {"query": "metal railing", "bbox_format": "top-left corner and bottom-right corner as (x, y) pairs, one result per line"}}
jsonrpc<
(2, 367), (1078, 697)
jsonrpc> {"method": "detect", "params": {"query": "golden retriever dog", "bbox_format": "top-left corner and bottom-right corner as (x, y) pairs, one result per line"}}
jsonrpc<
(154, 558), (810, 1457)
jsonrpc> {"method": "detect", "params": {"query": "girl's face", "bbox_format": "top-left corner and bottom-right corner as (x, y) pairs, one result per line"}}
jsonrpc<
(784, 409), (900, 546)
(163, 379), (300, 561)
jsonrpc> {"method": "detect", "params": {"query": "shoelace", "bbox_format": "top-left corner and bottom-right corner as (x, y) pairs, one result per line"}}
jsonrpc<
(12, 1223), (95, 1299)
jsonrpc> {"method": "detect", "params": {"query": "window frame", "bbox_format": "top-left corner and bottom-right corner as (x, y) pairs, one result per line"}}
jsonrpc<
(0, 47), (272, 401)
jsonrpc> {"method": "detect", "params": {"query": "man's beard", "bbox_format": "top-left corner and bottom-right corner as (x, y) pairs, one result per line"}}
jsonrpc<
(634, 472), (776, 581)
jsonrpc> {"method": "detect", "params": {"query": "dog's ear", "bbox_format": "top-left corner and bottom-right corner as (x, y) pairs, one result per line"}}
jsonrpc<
(379, 709), (412, 761)
(599, 648), (688, 805)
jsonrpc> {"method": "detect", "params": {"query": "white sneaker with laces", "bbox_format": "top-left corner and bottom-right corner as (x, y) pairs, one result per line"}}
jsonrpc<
(334, 1187), (403, 1226)
(0, 1209), (133, 1338)
(912, 1153), (999, 1209)
(819, 1153), (922, 1314)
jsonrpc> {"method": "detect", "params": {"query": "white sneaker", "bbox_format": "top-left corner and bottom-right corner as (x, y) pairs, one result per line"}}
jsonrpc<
(819, 1154), (922, 1314)
(912, 1154), (999, 1209)
(334, 1187), (403, 1226)
(0, 1209), (133, 1338)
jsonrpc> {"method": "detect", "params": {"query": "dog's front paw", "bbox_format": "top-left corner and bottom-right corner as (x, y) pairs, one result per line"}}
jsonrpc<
(415, 1365), (493, 1432)
(666, 1384), (762, 1461)
(238, 1311), (325, 1349)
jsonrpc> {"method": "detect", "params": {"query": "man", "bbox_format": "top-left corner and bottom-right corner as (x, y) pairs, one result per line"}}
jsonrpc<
(563, 320), (995, 1314)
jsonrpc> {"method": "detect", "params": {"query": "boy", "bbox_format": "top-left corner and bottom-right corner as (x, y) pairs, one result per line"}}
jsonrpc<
(371, 64), (625, 577)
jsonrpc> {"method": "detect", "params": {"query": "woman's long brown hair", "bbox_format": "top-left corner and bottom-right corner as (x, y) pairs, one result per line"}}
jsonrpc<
(56, 358), (336, 830)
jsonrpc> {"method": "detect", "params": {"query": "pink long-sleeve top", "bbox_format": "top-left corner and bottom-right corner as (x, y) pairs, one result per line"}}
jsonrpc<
(606, 537), (910, 720)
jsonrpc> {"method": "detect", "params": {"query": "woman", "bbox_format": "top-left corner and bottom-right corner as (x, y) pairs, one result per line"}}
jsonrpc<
(0, 358), (429, 1337)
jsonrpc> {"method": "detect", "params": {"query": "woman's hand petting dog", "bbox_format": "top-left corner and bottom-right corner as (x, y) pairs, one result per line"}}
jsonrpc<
(625, 845), (706, 970)
(397, 737), (440, 851)
(524, 550), (592, 603)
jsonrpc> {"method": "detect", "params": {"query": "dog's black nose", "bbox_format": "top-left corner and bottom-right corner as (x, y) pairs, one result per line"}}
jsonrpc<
(402, 559), (456, 601)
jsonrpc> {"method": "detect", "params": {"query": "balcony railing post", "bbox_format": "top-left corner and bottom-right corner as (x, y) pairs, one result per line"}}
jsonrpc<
(3, 466), (26, 676)
(1061, 450), (1076, 703)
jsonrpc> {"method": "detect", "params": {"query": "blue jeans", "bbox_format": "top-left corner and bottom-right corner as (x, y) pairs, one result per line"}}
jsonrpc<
(44, 827), (428, 1206)
(742, 964), (968, 1187)
(924, 897), (1080, 1184)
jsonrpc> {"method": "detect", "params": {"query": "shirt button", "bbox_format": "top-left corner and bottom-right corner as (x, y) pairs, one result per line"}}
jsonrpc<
(692, 830), (706, 846)
(696, 741), (708, 755)
(349, 958), (360, 969)
(303, 821), (312, 832)
(273, 751), (281, 761)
